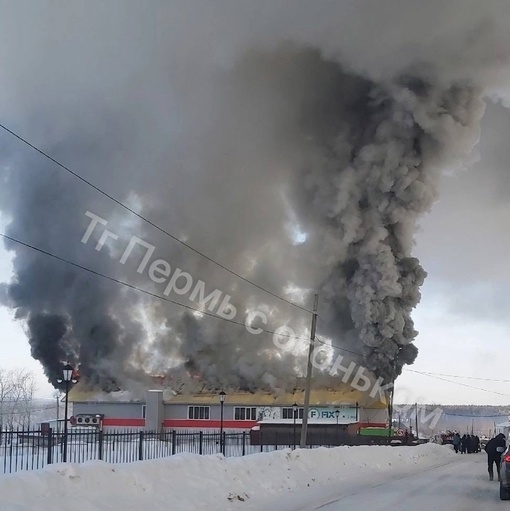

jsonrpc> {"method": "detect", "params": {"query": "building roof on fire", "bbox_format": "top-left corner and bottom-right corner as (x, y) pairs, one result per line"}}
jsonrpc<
(68, 384), (387, 408)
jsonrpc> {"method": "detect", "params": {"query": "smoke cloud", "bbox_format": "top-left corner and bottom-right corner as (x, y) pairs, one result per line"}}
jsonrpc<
(0, 1), (509, 391)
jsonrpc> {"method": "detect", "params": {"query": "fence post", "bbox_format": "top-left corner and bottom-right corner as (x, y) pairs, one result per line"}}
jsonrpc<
(98, 430), (104, 461)
(242, 431), (246, 456)
(46, 427), (53, 465)
(260, 430), (263, 453)
(171, 430), (176, 455)
(138, 431), (144, 461)
(199, 431), (203, 455)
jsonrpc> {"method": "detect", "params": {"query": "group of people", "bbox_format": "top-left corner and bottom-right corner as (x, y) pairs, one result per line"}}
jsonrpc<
(452, 431), (507, 481)
(452, 433), (481, 454)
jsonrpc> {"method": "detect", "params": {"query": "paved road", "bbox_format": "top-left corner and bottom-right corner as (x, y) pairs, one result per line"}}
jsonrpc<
(256, 453), (508, 511)
(300, 454), (506, 511)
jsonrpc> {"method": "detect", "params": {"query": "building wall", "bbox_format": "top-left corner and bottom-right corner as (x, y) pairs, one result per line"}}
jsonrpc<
(73, 402), (145, 428)
(161, 403), (386, 430)
(163, 403), (257, 429)
(164, 403), (264, 420)
(359, 407), (387, 424)
(71, 399), (386, 431)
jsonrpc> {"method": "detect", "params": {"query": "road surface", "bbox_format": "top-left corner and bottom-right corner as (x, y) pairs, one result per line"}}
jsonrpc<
(267, 453), (508, 511)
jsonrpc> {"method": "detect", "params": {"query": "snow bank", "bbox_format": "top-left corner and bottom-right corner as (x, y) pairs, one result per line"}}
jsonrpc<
(0, 444), (455, 511)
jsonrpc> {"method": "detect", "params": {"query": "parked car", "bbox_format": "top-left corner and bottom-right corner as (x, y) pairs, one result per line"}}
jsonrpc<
(499, 446), (510, 500)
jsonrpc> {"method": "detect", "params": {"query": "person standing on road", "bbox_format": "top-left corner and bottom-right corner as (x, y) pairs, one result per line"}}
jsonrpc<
(452, 433), (461, 453)
(469, 434), (477, 454)
(485, 433), (506, 481)
(461, 434), (468, 454)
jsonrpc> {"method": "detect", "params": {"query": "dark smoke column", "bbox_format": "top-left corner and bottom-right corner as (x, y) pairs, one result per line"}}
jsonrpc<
(293, 63), (484, 382)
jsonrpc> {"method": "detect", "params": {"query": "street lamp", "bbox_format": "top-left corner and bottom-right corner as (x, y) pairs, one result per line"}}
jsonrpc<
(219, 391), (226, 455)
(56, 362), (78, 463)
(292, 403), (298, 450)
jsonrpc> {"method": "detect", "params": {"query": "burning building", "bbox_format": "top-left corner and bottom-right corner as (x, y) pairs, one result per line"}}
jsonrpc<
(0, 2), (509, 395)
(68, 380), (387, 432)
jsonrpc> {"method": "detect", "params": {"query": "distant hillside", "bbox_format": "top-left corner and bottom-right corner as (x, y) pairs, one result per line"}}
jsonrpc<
(395, 404), (510, 437)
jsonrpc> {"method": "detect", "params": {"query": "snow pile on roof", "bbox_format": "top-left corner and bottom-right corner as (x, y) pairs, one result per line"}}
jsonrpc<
(0, 444), (455, 511)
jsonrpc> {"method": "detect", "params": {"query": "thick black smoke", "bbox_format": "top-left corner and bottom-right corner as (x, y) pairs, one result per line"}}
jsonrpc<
(0, 2), (504, 392)
(289, 71), (480, 381)
(27, 313), (72, 384)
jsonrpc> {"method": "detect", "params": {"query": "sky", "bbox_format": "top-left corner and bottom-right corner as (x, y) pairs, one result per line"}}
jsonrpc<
(396, 99), (510, 405)
(2, 1), (510, 405)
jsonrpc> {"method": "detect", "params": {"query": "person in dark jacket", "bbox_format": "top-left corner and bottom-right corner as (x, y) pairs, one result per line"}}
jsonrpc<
(469, 434), (478, 454)
(452, 433), (461, 453)
(461, 434), (468, 454)
(485, 433), (506, 481)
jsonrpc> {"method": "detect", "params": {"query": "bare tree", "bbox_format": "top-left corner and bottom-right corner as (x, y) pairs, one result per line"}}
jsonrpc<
(0, 368), (37, 430)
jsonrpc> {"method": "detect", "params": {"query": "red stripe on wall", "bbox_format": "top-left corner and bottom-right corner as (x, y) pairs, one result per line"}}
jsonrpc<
(102, 418), (145, 427)
(162, 419), (257, 429)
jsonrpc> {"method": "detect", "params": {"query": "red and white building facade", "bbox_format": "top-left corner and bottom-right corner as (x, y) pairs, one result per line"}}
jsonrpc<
(70, 387), (387, 431)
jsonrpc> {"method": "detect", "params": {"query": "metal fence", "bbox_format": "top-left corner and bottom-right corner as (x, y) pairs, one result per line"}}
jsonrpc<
(0, 427), (422, 475)
(0, 428), (299, 475)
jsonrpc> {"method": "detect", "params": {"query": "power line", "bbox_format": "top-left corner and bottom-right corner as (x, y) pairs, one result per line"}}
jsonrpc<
(6, 230), (507, 399)
(315, 335), (364, 358)
(0, 232), (311, 344)
(315, 336), (510, 397)
(405, 369), (510, 398)
(0, 123), (311, 314)
(317, 315), (328, 326)
(405, 369), (510, 384)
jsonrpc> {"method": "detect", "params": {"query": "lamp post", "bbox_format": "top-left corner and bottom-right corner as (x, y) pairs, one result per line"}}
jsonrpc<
(56, 362), (78, 463)
(292, 402), (298, 450)
(55, 392), (60, 432)
(219, 391), (226, 455)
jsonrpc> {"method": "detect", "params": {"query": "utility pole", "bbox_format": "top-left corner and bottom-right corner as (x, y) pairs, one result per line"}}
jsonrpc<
(415, 403), (419, 439)
(387, 386), (395, 443)
(299, 293), (319, 448)
(387, 356), (398, 444)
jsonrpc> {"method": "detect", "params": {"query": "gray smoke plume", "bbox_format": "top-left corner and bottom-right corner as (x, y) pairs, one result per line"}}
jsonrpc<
(306, 78), (483, 382)
(0, 1), (508, 391)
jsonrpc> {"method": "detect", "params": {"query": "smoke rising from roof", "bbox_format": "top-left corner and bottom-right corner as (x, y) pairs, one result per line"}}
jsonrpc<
(0, 1), (508, 391)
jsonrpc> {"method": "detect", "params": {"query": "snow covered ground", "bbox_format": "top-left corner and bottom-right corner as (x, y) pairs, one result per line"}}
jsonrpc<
(0, 435), (288, 474)
(288, 453), (502, 511)
(0, 443), (458, 511)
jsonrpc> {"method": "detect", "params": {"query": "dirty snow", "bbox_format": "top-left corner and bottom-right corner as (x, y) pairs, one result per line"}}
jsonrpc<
(0, 443), (456, 511)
